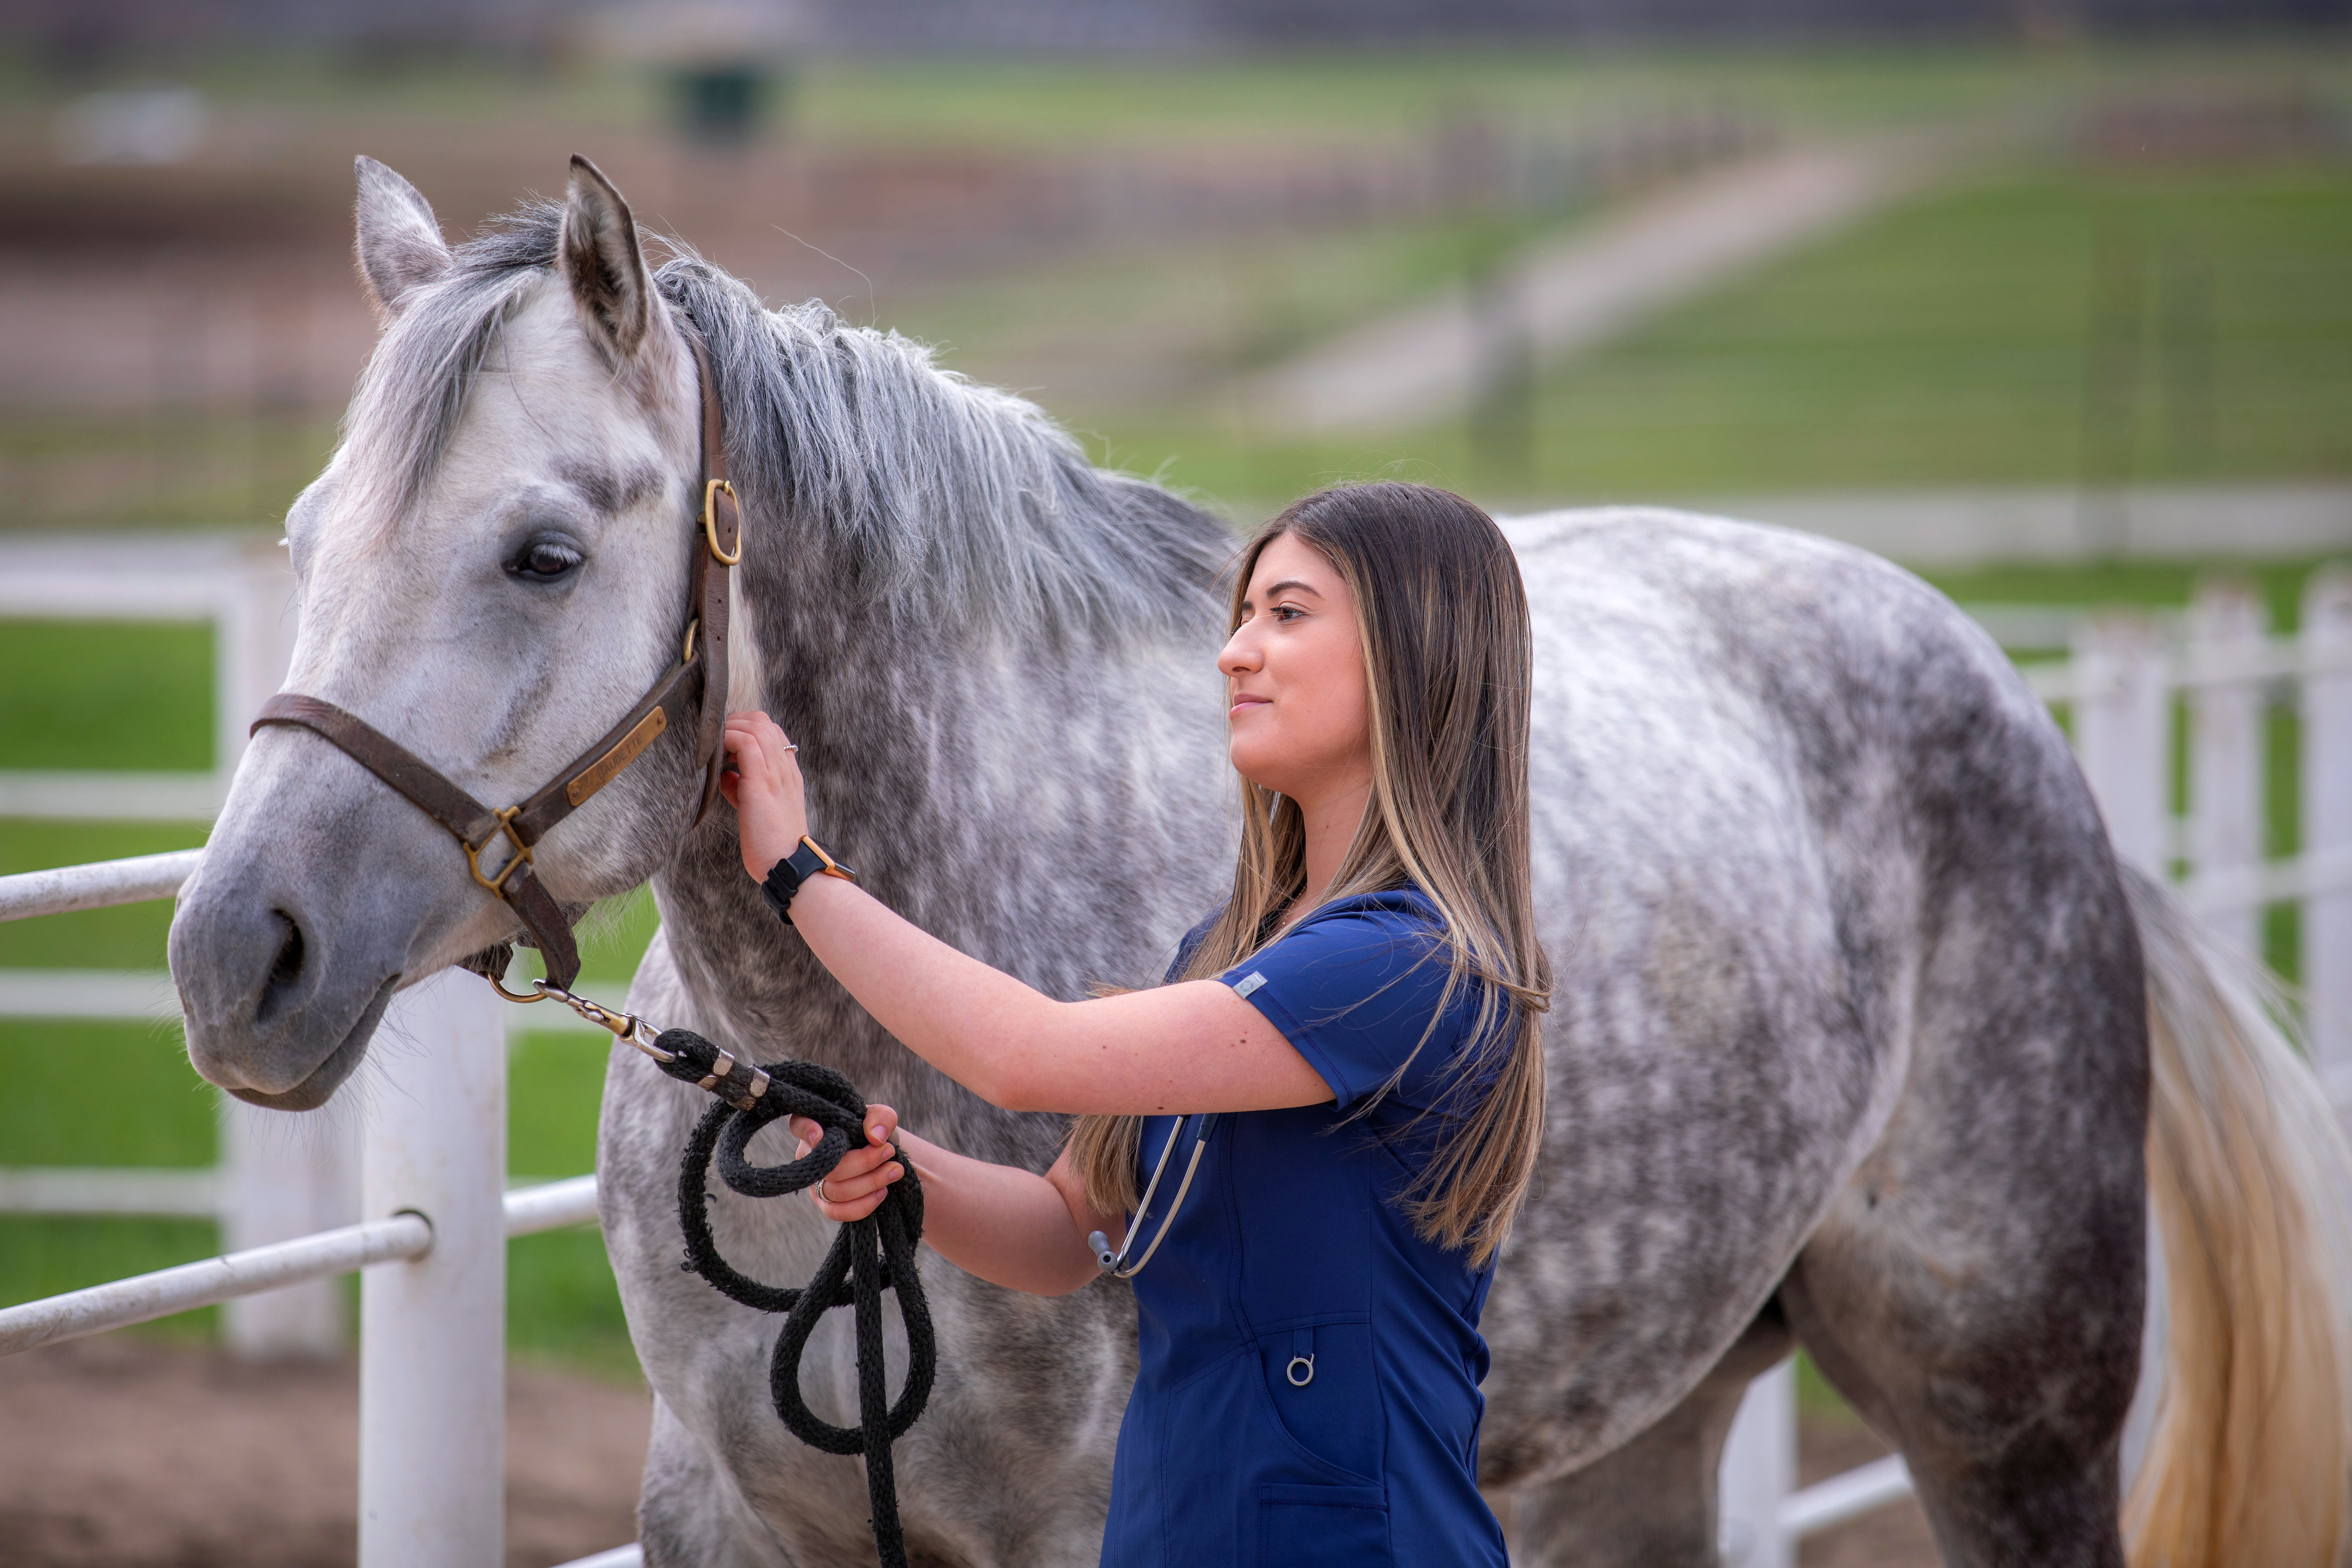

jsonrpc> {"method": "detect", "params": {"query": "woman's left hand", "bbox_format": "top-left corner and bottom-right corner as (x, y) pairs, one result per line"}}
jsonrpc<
(720, 711), (810, 883)
(790, 1104), (904, 1224)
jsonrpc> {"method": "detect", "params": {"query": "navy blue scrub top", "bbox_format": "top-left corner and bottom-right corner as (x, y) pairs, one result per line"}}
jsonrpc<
(1100, 888), (1509, 1568)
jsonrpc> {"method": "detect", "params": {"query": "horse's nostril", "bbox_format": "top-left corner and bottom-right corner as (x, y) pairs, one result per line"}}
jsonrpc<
(267, 912), (306, 992)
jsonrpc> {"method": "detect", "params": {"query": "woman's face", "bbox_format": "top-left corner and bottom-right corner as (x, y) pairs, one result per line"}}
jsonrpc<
(1218, 532), (1372, 804)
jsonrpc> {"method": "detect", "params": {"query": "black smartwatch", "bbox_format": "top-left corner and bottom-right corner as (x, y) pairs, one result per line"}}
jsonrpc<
(760, 836), (857, 926)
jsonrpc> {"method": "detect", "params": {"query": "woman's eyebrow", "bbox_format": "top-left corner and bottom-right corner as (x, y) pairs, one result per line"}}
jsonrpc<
(1255, 579), (1323, 599)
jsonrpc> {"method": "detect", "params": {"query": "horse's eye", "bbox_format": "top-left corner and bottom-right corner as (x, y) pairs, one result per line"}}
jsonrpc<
(511, 539), (582, 582)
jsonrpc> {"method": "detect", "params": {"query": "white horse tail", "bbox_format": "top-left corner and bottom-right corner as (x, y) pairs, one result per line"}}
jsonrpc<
(2122, 864), (2352, 1568)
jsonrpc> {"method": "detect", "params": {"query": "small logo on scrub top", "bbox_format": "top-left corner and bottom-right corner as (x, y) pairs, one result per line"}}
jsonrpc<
(1233, 972), (1268, 999)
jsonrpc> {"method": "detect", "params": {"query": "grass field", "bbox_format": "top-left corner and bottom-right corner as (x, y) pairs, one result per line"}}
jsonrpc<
(12, 40), (2346, 147)
(1064, 160), (2352, 508)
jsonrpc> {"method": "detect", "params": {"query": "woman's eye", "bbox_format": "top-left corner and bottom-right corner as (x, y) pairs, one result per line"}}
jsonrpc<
(511, 540), (582, 581)
(1274, 605), (1305, 622)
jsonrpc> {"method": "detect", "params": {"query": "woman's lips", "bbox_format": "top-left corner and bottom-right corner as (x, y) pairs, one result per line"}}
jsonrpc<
(1229, 696), (1270, 717)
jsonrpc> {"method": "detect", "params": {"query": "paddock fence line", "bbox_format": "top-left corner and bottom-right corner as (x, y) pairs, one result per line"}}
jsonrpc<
(3, 538), (2347, 1567)
(0, 537), (617, 1357)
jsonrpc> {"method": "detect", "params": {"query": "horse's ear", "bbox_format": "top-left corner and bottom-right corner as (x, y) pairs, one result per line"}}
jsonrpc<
(353, 157), (450, 324)
(560, 155), (652, 361)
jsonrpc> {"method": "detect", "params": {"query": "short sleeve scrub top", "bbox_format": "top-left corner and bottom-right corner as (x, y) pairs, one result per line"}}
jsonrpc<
(1100, 888), (1510, 1568)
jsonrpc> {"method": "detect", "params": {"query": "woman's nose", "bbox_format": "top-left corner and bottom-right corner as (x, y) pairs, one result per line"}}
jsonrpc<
(1218, 631), (1260, 676)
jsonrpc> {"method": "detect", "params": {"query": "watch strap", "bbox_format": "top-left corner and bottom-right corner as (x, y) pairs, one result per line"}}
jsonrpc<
(760, 836), (856, 926)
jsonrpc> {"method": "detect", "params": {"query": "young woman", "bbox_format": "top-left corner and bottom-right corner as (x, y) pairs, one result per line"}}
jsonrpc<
(720, 480), (1551, 1565)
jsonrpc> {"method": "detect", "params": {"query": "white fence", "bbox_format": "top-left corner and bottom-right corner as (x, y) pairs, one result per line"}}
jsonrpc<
(2, 542), (2347, 1566)
(0, 538), (612, 1358)
(0, 870), (599, 1565)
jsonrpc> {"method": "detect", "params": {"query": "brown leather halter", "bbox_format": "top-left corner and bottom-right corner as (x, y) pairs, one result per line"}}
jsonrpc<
(251, 322), (742, 1001)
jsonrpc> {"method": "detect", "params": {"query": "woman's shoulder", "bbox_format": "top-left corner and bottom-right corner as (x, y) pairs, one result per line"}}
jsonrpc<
(1285, 886), (1442, 938)
(1164, 887), (1446, 987)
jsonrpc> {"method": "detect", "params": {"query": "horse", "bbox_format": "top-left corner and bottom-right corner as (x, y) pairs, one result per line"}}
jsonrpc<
(169, 155), (2352, 1568)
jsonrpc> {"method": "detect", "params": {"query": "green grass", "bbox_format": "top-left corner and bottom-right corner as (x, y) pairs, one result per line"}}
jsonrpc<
(0, 821), (213, 970)
(0, 414), (342, 536)
(1079, 161), (2352, 508)
(0, 619), (213, 769)
(0, 1016), (635, 1374)
(10, 39), (2350, 149)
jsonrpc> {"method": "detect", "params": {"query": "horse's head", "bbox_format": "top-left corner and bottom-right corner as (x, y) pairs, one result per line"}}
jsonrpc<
(172, 156), (719, 1108)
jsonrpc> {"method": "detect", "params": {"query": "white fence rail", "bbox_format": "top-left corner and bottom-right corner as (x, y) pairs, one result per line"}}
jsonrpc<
(4, 544), (2348, 1566)
(0, 855), (607, 1565)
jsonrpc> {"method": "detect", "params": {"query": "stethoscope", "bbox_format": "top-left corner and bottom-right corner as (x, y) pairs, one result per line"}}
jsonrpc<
(1087, 1111), (1223, 1280)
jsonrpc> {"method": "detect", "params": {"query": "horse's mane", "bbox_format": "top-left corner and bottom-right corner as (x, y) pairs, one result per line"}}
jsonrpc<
(345, 199), (1236, 644)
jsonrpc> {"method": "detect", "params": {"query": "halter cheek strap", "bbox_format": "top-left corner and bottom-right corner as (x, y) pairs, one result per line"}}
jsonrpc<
(248, 320), (742, 996)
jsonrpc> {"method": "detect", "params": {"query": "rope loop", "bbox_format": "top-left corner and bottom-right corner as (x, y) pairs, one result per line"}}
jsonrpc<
(659, 1029), (935, 1568)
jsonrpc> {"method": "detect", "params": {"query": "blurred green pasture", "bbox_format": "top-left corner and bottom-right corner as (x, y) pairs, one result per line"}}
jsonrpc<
(1052, 161), (2352, 509)
(4, 39), (2347, 148)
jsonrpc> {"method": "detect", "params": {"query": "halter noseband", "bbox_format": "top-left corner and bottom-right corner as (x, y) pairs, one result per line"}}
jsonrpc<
(250, 321), (742, 1000)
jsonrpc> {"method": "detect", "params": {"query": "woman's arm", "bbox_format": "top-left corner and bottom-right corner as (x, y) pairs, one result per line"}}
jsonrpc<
(791, 1104), (1119, 1297)
(723, 712), (1331, 1116)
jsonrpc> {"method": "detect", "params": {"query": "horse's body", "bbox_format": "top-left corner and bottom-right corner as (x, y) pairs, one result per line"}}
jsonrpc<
(172, 160), (2352, 1568)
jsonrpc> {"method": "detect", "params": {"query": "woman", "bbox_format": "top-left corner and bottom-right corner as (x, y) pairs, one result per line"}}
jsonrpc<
(720, 480), (1551, 1565)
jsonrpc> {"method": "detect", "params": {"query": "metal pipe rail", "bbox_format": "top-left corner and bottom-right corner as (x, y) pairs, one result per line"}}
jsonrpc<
(0, 848), (202, 922)
(0, 1176), (599, 1358)
(1780, 1455), (1914, 1538)
(0, 1211), (430, 1357)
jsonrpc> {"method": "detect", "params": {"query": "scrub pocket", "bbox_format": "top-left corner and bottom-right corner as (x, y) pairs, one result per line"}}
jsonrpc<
(1257, 1483), (1390, 1566)
(1255, 1320), (1381, 1482)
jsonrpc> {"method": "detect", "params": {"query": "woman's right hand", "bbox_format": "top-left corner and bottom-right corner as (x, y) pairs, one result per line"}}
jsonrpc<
(793, 1103), (904, 1223)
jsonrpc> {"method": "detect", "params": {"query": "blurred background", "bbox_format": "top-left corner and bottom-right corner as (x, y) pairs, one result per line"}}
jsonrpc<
(1, 1), (2348, 1563)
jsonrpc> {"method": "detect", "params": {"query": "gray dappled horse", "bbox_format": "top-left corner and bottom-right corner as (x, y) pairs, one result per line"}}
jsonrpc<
(170, 157), (2352, 1568)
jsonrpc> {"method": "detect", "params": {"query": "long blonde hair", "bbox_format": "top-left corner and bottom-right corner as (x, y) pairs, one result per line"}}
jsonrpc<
(1070, 482), (1552, 1268)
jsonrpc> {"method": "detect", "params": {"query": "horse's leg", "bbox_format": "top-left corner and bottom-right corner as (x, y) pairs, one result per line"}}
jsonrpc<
(1506, 1304), (1794, 1568)
(1778, 856), (2145, 1566)
(639, 1394), (788, 1568)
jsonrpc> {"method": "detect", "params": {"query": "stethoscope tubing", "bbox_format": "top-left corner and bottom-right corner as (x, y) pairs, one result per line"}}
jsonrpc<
(1089, 1112), (1222, 1279)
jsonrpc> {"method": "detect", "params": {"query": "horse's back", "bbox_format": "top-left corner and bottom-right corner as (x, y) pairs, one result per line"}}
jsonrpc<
(1480, 507), (2143, 1493)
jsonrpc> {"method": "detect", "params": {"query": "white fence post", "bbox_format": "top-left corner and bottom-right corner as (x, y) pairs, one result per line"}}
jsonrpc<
(2186, 578), (2267, 958)
(219, 1102), (361, 1357)
(1718, 1358), (1797, 1568)
(2305, 567), (2352, 1093)
(359, 968), (507, 1568)
(2074, 612), (2171, 878)
(217, 544), (362, 1358)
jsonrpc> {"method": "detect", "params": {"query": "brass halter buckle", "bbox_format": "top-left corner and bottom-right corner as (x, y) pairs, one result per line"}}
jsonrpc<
(463, 806), (533, 895)
(702, 480), (742, 565)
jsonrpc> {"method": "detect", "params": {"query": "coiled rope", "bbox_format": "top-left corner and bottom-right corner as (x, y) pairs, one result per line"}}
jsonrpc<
(655, 1029), (936, 1568)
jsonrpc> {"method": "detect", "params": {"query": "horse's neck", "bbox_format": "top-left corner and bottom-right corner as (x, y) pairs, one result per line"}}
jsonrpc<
(650, 541), (1231, 1158)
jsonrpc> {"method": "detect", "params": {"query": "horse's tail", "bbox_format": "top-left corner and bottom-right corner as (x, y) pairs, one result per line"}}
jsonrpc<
(2122, 864), (2352, 1568)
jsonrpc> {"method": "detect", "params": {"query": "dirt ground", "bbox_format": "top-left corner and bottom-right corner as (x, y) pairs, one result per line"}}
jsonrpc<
(0, 1337), (645, 1568)
(0, 1336), (1936, 1567)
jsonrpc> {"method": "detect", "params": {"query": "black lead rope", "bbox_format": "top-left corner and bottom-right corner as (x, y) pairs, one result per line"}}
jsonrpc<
(652, 1028), (936, 1568)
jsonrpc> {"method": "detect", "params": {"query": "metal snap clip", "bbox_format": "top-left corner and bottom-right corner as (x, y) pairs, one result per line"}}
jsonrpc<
(1286, 1354), (1315, 1388)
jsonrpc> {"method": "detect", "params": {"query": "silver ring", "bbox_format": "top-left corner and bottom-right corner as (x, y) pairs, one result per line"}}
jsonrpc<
(782, 742), (799, 753)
